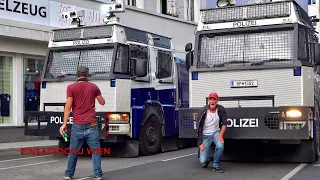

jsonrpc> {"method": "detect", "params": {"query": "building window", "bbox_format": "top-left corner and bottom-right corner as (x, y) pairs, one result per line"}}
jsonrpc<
(127, 0), (136, 6)
(23, 58), (45, 112)
(187, 0), (194, 21)
(0, 56), (13, 124)
(161, 0), (168, 14)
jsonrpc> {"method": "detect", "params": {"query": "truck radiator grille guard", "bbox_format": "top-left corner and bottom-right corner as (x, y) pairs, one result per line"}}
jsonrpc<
(179, 106), (311, 139)
(265, 112), (306, 130)
(52, 25), (113, 42)
(24, 112), (108, 138)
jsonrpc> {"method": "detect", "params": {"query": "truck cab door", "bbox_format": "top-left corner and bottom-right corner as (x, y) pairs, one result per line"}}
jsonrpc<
(154, 50), (176, 136)
(176, 58), (198, 139)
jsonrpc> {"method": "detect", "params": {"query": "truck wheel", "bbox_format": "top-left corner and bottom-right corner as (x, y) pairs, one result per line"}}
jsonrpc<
(315, 117), (320, 161)
(316, 140), (320, 162)
(139, 115), (162, 156)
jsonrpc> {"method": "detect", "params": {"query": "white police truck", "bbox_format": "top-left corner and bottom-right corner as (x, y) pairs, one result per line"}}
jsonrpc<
(24, 0), (194, 157)
(179, 0), (320, 162)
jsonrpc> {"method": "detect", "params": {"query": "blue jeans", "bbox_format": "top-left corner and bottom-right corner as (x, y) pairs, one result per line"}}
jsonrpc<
(65, 122), (103, 177)
(199, 130), (224, 168)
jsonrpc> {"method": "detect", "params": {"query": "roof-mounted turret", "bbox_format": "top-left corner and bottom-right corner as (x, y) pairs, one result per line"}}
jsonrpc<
(100, 0), (125, 24)
(60, 0), (126, 28)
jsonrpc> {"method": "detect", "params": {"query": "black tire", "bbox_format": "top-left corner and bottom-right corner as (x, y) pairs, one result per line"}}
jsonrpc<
(139, 115), (162, 156)
(313, 103), (320, 162)
(314, 117), (320, 161)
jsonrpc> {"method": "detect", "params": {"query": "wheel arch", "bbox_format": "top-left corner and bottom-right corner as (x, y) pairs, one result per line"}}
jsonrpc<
(138, 101), (165, 155)
(141, 100), (165, 126)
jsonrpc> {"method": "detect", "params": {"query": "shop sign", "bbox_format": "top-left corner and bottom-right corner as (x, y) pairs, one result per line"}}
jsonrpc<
(0, 0), (49, 26)
(0, 0), (104, 27)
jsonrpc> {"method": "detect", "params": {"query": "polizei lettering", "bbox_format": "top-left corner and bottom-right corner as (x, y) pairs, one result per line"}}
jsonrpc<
(227, 118), (258, 128)
(73, 40), (90, 46)
(0, 0), (46, 18)
(50, 116), (73, 124)
(233, 20), (257, 27)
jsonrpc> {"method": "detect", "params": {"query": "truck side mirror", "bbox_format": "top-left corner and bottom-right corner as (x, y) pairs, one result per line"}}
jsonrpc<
(186, 51), (193, 71)
(185, 43), (193, 71)
(132, 59), (148, 77)
(185, 43), (192, 52)
(315, 43), (320, 65)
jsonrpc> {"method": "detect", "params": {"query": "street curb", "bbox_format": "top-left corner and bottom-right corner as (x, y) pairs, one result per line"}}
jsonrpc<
(0, 144), (58, 152)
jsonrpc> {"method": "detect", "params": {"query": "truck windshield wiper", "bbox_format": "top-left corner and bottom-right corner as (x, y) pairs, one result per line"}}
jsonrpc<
(90, 71), (109, 76)
(56, 73), (76, 78)
(214, 60), (253, 67)
(250, 58), (293, 66)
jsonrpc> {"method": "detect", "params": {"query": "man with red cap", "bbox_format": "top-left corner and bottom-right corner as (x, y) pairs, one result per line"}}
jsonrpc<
(197, 92), (227, 173)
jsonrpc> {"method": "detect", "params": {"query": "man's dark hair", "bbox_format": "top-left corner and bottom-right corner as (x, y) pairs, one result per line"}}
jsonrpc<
(77, 72), (88, 77)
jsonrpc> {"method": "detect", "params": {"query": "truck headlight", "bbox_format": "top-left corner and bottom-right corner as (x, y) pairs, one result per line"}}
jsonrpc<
(109, 113), (129, 121)
(286, 110), (302, 118)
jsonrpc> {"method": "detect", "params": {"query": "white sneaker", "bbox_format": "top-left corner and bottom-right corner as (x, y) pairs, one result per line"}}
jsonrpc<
(93, 176), (102, 180)
(64, 175), (72, 179)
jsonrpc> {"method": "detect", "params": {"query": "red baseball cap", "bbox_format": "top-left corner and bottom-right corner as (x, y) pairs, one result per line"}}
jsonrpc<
(209, 92), (219, 100)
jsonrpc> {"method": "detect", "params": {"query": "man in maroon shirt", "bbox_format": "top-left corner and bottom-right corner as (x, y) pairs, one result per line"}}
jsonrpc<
(59, 66), (105, 180)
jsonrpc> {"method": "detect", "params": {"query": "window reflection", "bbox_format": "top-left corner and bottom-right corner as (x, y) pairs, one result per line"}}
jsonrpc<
(24, 58), (44, 111)
(0, 56), (13, 124)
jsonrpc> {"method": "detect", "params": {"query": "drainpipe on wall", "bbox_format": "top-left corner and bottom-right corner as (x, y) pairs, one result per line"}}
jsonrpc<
(194, 0), (200, 22)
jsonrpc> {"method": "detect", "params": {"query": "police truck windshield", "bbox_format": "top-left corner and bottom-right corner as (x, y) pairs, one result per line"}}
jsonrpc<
(43, 44), (129, 81)
(197, 27), (296, 69)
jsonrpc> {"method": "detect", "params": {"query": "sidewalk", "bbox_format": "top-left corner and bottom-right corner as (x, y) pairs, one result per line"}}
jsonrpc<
(0, 140), (58, 152)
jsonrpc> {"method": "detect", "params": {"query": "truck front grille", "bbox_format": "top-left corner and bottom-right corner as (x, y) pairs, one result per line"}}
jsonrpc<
(109, 125), (120, 132)
(25, 115), (48, 129)
(264, 112), (306, 130)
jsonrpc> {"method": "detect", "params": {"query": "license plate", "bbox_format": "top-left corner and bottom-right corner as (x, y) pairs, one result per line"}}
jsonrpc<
(231, 80), (258, 88)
